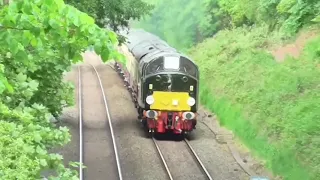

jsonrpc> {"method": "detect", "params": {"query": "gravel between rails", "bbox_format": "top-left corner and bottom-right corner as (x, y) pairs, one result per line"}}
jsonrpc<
(154, 138), (208, 180)
(50, 51), (272, 180)
(97, 63), (169, 180)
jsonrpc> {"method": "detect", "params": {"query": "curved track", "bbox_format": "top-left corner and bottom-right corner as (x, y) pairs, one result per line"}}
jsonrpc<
(51, 52), (267, 180)
(113, 61), (215, 179)
(114, 59), (253, 180)
(77, 64), (123, 180)
(72, 58), (258, 180)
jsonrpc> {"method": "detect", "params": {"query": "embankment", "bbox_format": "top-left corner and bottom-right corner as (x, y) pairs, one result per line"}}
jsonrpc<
(188, 25), (320, 180)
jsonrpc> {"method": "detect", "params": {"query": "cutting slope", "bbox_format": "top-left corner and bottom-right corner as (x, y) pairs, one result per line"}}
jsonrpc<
(189, 26), (320, 180)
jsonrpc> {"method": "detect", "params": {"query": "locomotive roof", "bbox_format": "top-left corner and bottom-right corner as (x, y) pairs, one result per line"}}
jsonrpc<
(122, 29), (191, 63)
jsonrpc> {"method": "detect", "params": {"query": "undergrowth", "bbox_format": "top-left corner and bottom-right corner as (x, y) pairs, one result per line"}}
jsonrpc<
(189, 25), (320, 180)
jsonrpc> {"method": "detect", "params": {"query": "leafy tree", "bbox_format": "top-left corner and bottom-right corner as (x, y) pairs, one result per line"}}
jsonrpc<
(211, 0), (320, 34)
(64, 0), (154, 42)
(198, 0), (232, 38)
(0, 0), (121, 179)
(135, 0), (320, 49)
(133, 0), (208, 50)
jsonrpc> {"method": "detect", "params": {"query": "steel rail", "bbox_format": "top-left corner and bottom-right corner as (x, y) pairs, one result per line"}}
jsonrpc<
(152, 138), (174, 180)
(78, 66), (84, 180)
(184, 139), (213, 180)
(90, 64), (123, 180)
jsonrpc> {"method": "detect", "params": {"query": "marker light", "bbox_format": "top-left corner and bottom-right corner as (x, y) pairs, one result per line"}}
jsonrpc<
(146, 95), (154, 105)
(187, 97), (195, 106)
(172, 100), (178, 106)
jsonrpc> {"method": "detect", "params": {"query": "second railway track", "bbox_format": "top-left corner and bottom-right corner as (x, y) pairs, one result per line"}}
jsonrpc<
(77, 63), (213, 180)
(78, 64), (123, 180)
(74, 59), (250, 180)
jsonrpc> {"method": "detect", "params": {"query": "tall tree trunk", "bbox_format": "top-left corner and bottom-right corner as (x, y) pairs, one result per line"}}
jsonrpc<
(3, 0), (10, 5)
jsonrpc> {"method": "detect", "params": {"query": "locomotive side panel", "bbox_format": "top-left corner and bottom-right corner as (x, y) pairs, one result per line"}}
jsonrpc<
(118, 44), (138, 90)
(121, 29), (178, 109)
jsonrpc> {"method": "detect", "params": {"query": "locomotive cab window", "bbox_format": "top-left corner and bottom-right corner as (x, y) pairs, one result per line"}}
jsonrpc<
(145, 57), (164, 76)
(179, 56), (198, 78)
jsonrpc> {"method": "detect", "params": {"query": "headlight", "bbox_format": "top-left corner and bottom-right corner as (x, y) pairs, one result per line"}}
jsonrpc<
(182, 112), (195, 120)
(146, 95), (154, 105)
(187, 97), (195, 106)
(146, 110), (158, 118)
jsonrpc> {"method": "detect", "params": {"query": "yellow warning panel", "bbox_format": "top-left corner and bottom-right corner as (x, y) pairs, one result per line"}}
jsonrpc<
(150, 91), (191, 111)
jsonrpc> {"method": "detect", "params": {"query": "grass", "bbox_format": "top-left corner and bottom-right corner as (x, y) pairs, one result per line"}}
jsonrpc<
(188, 25), (320, 180)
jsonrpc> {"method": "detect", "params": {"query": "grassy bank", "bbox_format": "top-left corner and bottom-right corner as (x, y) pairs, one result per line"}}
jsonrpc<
(189, 25), (320, 180)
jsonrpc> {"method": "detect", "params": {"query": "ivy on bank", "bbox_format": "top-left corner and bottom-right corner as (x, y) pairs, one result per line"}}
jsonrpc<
(0, 0), (122, 179)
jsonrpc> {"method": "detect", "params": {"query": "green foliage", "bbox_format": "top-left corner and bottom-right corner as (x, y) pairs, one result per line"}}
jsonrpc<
(133, 0), (208, 50)
(312, 15), (320, 22)
(134, 0), (320, 179)
(134, 0), (320, 49)
(198, 0), (232, 38)
(0, 0), (120, 179)
(189, 26), (320, 180)
(64, 0), (154, 43)
(208, 0), (320, 34)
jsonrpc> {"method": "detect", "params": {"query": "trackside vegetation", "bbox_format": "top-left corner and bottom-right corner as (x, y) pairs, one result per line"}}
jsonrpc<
(64, 0), (154, 43)
(134, 0), (320, 179)
(0, 0), (123, 179)
(189, 26), (320, 180)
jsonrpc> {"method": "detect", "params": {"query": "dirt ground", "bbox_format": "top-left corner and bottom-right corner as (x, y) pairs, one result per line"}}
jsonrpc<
(52, 51), (275, 180)
(270, 29), (319, 62)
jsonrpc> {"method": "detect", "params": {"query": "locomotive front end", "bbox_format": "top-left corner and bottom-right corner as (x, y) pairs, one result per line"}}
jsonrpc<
(119, 28), (200, 136)
(142, 55), (199, 135)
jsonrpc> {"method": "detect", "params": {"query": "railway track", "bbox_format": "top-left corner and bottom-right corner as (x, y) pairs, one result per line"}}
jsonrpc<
(114, 61), (213, 180)
(77, 64), (123, 180)
(152, 137), (214, 180)
(184, 139), (213, 180)
(75, 61), (254, 180)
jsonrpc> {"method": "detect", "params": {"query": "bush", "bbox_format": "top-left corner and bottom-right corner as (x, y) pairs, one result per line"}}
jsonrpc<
(0, 0), (121, 178)
(189, 25), (320, 180)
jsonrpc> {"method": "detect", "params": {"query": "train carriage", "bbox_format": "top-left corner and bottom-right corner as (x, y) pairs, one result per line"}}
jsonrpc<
(115, 29), (199, 136)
